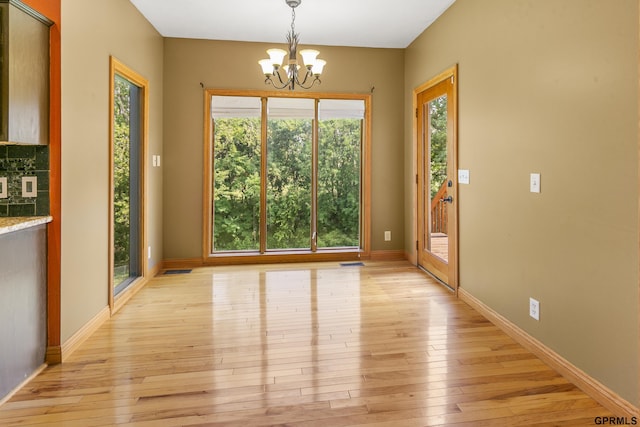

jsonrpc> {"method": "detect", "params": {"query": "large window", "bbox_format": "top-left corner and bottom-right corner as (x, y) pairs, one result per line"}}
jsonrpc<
(113, 74), (142, 293)
(109, 57), (148, 307)
(204, 91), (370, 261)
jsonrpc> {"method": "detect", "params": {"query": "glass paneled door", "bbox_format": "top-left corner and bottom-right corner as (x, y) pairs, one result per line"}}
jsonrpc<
(109, 57), (147, 303)
(417, 68), (458, 289)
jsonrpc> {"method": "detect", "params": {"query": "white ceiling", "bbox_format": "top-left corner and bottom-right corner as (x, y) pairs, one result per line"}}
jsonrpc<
(128, 0), (456, 49)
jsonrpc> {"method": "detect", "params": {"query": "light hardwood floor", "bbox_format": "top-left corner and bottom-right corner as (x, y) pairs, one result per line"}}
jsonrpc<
(0, 261), (613, 426)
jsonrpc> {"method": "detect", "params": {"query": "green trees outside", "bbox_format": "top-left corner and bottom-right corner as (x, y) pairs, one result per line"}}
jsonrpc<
(317, 119), (361, 247)
(429, 95), (448, 198)
(213, 115), (361, 251)
(213, 118), (261, 251)
(266, 119), (312, 249)
(113, 76), (132, 284)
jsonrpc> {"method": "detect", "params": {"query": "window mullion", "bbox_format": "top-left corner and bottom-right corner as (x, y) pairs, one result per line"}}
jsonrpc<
(311, 98), (319, 252)
(260, 97), (268, 254)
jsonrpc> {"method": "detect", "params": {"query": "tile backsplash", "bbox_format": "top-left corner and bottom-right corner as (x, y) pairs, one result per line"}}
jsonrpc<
(0, 145), (49, 217)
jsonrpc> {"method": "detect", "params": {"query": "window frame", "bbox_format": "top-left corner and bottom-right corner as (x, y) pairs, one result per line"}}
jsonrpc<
(202, 89), (371, 264)
(108, 56), (149, 313)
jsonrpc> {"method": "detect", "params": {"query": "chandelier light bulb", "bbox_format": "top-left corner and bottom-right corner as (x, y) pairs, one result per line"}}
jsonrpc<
(259, 59), (274, 75)
(267, 48), (287, 67)
(299, 49), (319, 67)
(311, 59), (326, 75)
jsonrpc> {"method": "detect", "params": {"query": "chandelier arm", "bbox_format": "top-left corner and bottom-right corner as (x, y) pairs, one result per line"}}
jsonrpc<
(271, 80), (294, 90)
(295, 67), (313, 86)
(269, 71), (294, 90)
(295, 75), (318, 90)
(273, 68), (288, 85)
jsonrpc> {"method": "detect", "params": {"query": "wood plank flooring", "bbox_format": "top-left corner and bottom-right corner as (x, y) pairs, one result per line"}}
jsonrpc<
(0, 261), (614, 426)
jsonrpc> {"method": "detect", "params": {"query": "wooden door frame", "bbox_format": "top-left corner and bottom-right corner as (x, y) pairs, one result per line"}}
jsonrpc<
(108, 56), (149, 314)
(413, 64), (459, 293)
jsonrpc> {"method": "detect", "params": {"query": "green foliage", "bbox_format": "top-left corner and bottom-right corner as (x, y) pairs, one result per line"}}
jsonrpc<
(213, 118), (261, 251)
(113, 77), (131, 281)
(212, 116), (362, 251)
(317, 119), (360, 247)
(429, 96), (448, 198)
(267, 119), (312, 249)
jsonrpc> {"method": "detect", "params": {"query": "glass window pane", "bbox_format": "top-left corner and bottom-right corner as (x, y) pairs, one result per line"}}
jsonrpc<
(428, 94), (448, 261)
(212, 96), (261, 251)
(113, 74), (141, 295)
(113, 76), (131, 287)
(317, 100), (363, 248)
(267, 98), (314, 250)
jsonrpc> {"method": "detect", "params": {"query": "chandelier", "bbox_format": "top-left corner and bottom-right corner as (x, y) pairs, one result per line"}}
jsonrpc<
(258, 0), (326, 90)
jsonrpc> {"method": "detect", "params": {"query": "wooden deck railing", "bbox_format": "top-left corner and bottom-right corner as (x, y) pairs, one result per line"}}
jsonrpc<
(430, 180), (448, 234)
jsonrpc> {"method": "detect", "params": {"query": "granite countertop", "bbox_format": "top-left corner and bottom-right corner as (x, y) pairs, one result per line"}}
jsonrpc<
(0, 216), (52, 236)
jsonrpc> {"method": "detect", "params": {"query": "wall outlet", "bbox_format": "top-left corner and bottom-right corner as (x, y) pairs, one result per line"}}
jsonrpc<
(529, 297), (540, 321)
(384, 231), (391, 241)
(22, 176), (37, 198)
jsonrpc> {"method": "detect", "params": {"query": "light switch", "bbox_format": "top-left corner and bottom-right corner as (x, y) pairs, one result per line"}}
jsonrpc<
(0, 177), (7, 199)
(156, 155), (161, 167)
(152, 155), (157, 167)
(22, 176), (37, 198)
(530, 173), (541, 193)
(458, 169), (470, 185)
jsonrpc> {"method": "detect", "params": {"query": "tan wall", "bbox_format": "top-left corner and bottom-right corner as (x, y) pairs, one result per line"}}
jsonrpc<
(162, 39), (405, 259)
(404, 0), (639, 405)
(60, 0), (163, 342)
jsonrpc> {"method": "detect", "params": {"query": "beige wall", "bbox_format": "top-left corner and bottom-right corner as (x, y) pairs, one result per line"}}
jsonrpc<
(60, 0), (163, 342)
(162, 39), (405, 259)
(404, 0), (639, 405)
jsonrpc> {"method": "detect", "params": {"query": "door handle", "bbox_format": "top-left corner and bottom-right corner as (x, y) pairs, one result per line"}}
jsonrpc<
(440, 196), (453, 203)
